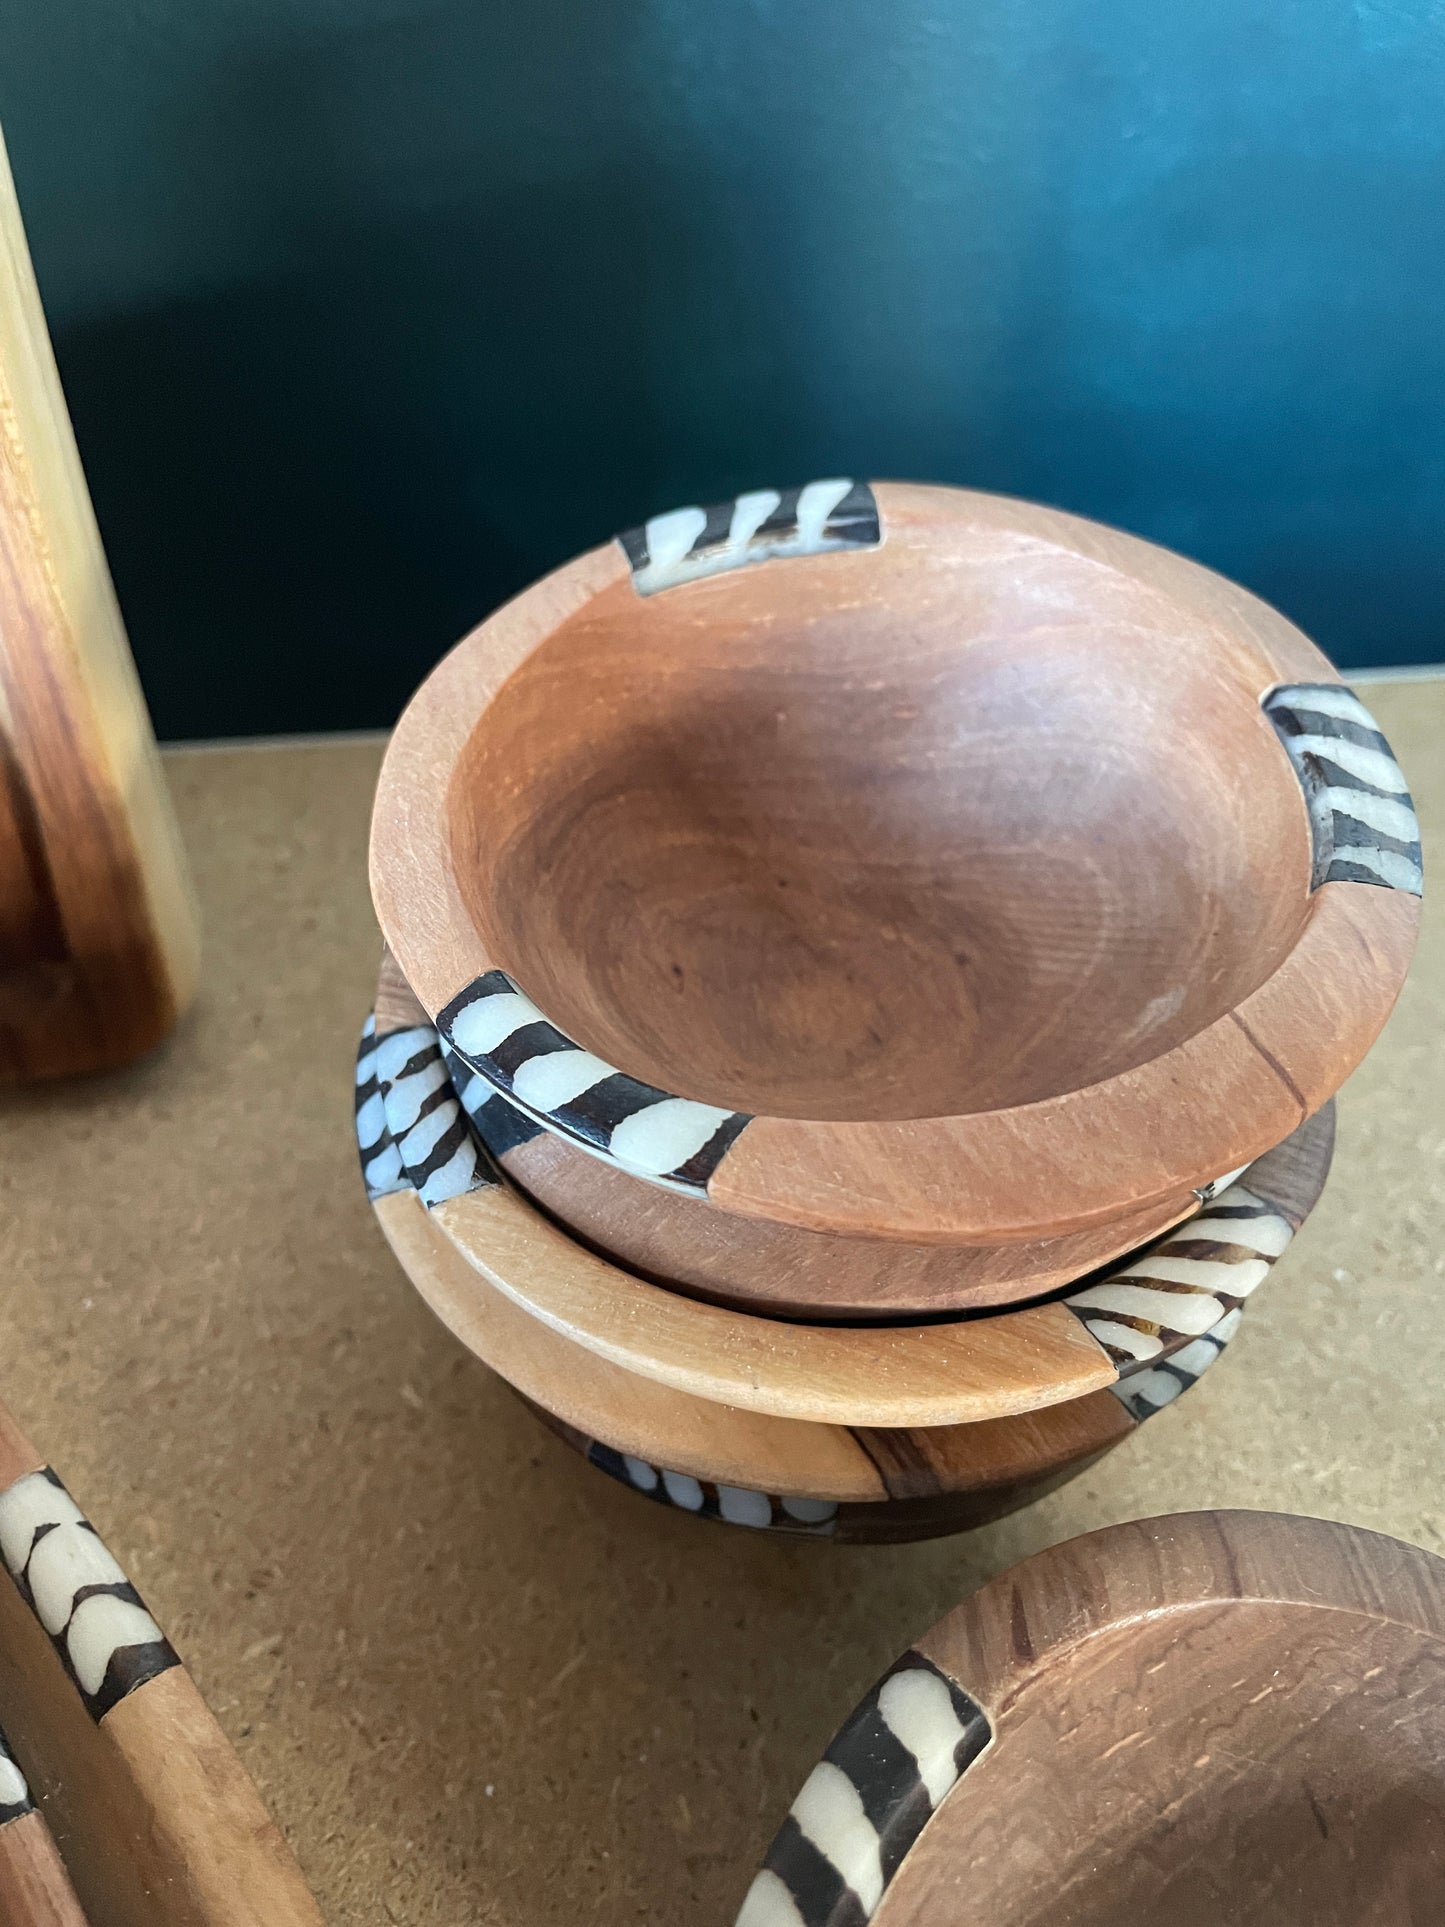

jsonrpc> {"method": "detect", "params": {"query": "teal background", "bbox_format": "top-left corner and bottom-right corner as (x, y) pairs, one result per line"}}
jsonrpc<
(3, 2), (1443, 738)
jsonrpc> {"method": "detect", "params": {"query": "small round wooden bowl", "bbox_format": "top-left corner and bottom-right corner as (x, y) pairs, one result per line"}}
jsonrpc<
(369, 1163), (1250, 1531)
(459, 1060), (1202, 1318)
(357, 995), (1334, 1431)
(737, 1511), (1445, 1923)
(516, 1306), (1248, 1547)
(371, 481), (1419, 1249)
(379, 933), (1199, 1318)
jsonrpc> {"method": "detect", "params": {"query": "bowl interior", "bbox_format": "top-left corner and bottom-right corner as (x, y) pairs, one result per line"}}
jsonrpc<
(449, 530), (1314, 1120)
(926, 1605), (1445, 1927)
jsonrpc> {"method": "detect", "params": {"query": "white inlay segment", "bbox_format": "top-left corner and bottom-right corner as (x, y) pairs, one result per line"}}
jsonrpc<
(877, 1667), (972, 1807)
(608, 1097), (735, 1177)
(790, 1761), (885, 1914)
(735, 1869), (808, 1927)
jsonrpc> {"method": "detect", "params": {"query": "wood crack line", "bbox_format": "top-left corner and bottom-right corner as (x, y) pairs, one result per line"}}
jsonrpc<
(1227, 1009), (1308, 1117)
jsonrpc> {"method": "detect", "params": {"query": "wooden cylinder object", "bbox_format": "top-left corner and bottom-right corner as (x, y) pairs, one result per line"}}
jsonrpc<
(0, 127), (198, 1082)
(0, 1404), (321, 1927)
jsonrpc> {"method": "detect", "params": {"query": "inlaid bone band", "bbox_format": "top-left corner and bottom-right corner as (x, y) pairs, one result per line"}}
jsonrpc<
(540, 1304), (1242, 1548)
(736, 1654), (991, 1926)
(0, 1467), (180, 1722)
(357, 1006), (1318, 1386)
(617, 479), (881, 596)
(435, 972), (751, 1194)
(1265, 682), (1422, 893)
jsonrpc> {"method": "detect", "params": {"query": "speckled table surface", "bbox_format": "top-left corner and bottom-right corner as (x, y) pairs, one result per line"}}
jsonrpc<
(1, 679), (1440, 1925)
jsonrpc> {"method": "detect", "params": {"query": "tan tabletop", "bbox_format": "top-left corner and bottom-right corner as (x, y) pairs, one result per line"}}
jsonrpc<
(1, 679), (1440, 1925)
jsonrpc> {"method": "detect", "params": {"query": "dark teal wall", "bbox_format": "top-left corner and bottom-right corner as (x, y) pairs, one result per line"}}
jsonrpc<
(4, 2), (1443, 737)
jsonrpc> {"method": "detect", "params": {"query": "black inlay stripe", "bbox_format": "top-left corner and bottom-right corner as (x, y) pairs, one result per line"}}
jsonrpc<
(688, 498), (736, 557)
(1266, 707), (1392, 756)
(762, 1815), (869, 1927)
(389, 1038), (446, 1086)
(825, 480), (882, 544)
(756, 484), (804, 540)
(560, 1070), (673, 1138)
(1327, 812), (1420, 861)
(821, 1701), (931, 1879)
(404, 1107), (480, 1190)
(90, 1639), (182, 1722)
(486, 1020), (577, 1081)
(616, 523), (650, 572)
(454, 1071), (547, 1156)
(671, 1109), (752, 1187)
(1149, 1237), (1275, 1264)
(1303, 750), (1411, 801)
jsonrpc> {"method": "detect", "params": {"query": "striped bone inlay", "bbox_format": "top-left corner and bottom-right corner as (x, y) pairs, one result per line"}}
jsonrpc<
(1110, 1306), (1242, 1422)
(435, 970), (751, 1193)
(1065, 1180), (1291, 1369)
(0, 1468), (180, 1722)
(355, 1014), (407, 1200)
(618, 479), (881, 596)
(737, 1653), (991, 1927)
(0, 1724), (33, 1827)
(584, 1439), (839, 1536)
(1264, 683), (1422, 894)
(356, 1012), (495, 1207)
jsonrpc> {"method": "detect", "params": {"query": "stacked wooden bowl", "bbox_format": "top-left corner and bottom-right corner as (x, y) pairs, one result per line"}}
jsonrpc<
(361, 482), (1421, 1543)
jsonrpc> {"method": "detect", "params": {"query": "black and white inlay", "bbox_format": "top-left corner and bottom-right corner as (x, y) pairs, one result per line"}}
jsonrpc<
(737, 1652), (991, 1927)
(371, 1017), (495, 1206)
(1264, 683), (1422, 894)
(355, 1014), (407, 1201)
(618, 479), (881, 596)
(1109, 1306), (1242, 1422)
(436, 971), (751, 1193)
(584, 1440), (839, 1537)
(0, 1723), (33, 1827)
(1065, 1178), (1290, 1370)
(0, 1468), (180, 1722)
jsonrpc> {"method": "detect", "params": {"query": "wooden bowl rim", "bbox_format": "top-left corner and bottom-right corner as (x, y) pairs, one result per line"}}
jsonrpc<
(357, 996), (1333, 1428)
(371, 482), (1417, 1244)
(739, 1511), (1445, 1924)
(372, 1181), (1247, 1507)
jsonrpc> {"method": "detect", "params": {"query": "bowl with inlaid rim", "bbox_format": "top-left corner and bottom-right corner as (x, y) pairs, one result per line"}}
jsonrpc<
(371, 482), (1417, 1252)
(356, 993), (1333, 1431)
(736, 1512), (1445, 1923)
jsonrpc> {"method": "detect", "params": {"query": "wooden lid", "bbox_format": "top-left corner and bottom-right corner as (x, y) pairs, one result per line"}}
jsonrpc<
(372, 481), (1418, 1243)
(739, 1511), (1445, 1925)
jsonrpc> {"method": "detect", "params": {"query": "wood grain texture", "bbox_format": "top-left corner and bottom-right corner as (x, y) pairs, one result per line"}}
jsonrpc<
(372, 480), (1417, 1243)
(390, 937), (1198, 1316)
(0, 1721), (89, 1927)
(740, 1512), (1445, 1926)
(869, 1514), (1445, 1927)
(525, 1399), (1132, 1547)
(368, 994), (1328, 1428)
(490, 1122), (1197, 1318)
(375, 1185), (1251, 1516)
(373, 1186), (889, 1501)
(0, 1406), (322, 1927)
(431, 1181), (1119, 1426)
(0, 126), (198, 1083)
(0, 1809), (89, 1927)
